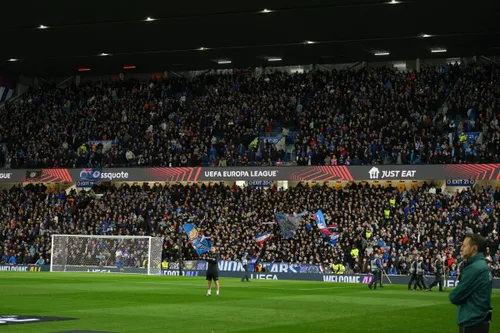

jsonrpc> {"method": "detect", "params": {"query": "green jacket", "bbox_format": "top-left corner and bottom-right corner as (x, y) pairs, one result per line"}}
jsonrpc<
(449, 253), (492, 327)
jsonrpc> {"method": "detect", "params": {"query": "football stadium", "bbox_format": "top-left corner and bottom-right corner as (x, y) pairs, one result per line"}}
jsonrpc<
(1, 1), (500, 332)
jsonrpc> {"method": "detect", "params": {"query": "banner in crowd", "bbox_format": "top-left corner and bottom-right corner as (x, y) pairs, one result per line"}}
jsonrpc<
(2, 164), (500, 183)
(249, 135), (286, 152)
(464, 132), (481, 144)
(182, 223), (211, 256)
(88, 140), (113, 153)
(166, 260), (326, 274)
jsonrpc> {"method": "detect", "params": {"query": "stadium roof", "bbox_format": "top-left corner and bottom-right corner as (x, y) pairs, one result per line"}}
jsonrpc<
(1, 0), (499, 77)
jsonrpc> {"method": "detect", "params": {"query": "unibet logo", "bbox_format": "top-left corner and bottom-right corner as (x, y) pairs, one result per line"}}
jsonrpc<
(0, 173), (12, 179)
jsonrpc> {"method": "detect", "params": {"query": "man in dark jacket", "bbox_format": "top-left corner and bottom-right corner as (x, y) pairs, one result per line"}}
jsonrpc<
(429, 254), (444, 292)
(368, 253), (382, 290)
(241, 251), (250, 282)
(414, 255), (428, 291)
(449, 234), (493, 333)
(205, 247), (220, 296)
(408, 255), (417, 290)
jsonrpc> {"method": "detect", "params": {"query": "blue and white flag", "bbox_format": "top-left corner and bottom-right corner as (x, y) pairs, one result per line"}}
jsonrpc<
(329, 233), (339, 246)
(182, 223), (211, 256)
(274, 211), (307, 239)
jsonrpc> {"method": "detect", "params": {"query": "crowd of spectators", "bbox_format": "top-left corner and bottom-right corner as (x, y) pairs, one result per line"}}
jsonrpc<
(1, 181), (499, 278)
(0, 63), (498, 169)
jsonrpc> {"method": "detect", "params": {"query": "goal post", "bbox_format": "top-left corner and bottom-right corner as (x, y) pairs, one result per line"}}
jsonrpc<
(50, 234), (163, 275)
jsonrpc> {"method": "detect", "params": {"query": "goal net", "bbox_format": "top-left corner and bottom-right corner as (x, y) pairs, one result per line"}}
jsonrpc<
(50, 235), (163, 275)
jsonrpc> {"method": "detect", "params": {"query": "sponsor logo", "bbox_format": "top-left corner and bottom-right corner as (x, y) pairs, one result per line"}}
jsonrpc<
(0, 173), (12, 179)
(0, 315), (75, 326)
(204, 170), (278, 179)
(445, 279), (459, 288)
(80, 168), (102, 180)
(25, 170), (42, 181)
(101, 171), (129, 180)
(368, 167), (416, 179)
(250, 274), (278, 280)
(78, 169), (129, 187)
(87, 269), (111, 273)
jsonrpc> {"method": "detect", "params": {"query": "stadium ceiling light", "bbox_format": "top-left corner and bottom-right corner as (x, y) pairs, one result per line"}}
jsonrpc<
(421, 33), (432, 38)
(431, 48), (447, 53)
(198, 47), (209, 51)
(305, 40), (316, 45)
(38, 25), (48, 29)
(260, 9), (273, 13)
(7, 58), (19, 62)
(145, 17), (156, 22)
(389, 0), (400, 3)
(267, 57), (282, 62)
(374, 51), (390, 56)
(99, 53), (111, 56)
(217, 60), (232, 64)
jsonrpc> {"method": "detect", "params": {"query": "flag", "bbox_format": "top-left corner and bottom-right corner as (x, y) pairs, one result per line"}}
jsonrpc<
(274, 211), (306, 239)
(315, 210), (339, 246)
(314, 210), (331, 236)
(182, 223), (211, 256)
(329, 233), (339, 246)
(255, 232), (272, 246)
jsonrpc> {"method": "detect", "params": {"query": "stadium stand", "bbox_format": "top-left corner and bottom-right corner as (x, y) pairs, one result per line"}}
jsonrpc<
(1, 182), (499, 278)
(1, 63), (499, 169)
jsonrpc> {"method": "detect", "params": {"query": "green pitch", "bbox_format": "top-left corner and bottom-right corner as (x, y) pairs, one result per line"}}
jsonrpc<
(1, 273), (499, 333)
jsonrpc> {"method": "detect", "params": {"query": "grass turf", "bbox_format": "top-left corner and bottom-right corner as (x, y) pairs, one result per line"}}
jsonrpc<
(0, 273), (499, 333)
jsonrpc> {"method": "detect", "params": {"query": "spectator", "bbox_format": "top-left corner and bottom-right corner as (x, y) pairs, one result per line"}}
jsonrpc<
(1, 64), (499, 169)
(8, 253), (17, 265)
(0, 180), (498, 274)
